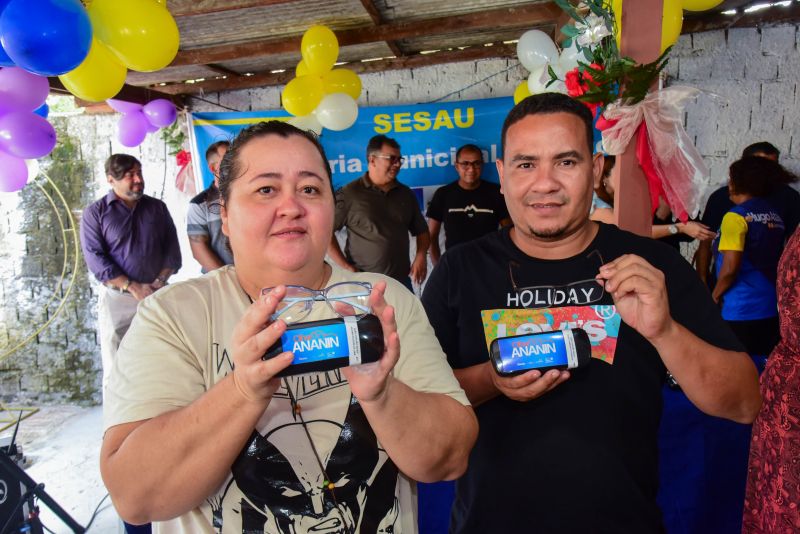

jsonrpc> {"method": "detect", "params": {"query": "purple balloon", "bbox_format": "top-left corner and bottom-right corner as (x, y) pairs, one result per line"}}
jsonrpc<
(0, 67), (49, 112)
(0, 111), (56, 158)
(145, 121), (160, 134)
(143, 99), (177, 128)
(107, 99), (143, 114)
(118, 111), (149, 147)
(0, 148), (28, 192)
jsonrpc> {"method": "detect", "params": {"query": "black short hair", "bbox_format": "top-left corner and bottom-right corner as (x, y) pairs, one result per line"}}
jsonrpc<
(456, 144), (483, 161)
(104, 154), (141, 180)
(366, 135), (400, 159)
(218, 121), (332, 206)
(205, 140), (231, 164)
(742, 142), (780, 159)
(729, 156), (798, 197)
(501, 93), (594, 158)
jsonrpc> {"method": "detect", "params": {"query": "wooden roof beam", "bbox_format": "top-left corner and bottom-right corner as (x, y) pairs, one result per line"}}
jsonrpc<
(48, 78), (186, 108)
(159, 43), (519, 95)
(358, 0), (405, 57)
(682, 1), (800, 33)
(171, 3), (561, 67)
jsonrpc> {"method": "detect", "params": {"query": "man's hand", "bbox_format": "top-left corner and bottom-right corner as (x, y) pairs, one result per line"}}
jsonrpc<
(230, 286), (294, 403)
(489, 363), (569, 402)
(679, 221), (716, 241)
(128, 281), (154, 301)
(598, 254), (673, 341)
(410, 254), (427, 285)
(342, 281), (400, 404)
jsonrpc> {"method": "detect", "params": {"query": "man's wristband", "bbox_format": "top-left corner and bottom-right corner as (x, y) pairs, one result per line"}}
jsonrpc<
(120, 278), (131, 292)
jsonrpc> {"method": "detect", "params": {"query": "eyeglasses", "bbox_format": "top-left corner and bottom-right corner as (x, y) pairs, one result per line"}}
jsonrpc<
(372, 153), (405, 166)
(261, 281), (372, 324)
(456, 160), (483, 168)
(508, 250), (606, 305)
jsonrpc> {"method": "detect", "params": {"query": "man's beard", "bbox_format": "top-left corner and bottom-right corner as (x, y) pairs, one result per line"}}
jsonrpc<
(128, 190), (144, 200)
(525, 224), (568, 239)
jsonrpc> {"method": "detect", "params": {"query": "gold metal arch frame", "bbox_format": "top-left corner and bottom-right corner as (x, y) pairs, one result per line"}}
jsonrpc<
(0, 171), (80, 431)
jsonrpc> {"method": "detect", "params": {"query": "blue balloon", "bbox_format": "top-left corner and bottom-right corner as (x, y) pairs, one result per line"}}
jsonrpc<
(33, 102), (48, 118)
(0, 45), (14, 67)
(0, 0), (92, 76)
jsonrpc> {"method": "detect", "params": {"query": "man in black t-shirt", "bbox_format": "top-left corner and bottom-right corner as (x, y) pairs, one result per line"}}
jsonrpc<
(426, 144), (510, 265)
(695, 141), (800, 287)
(421, 93), (760, 533)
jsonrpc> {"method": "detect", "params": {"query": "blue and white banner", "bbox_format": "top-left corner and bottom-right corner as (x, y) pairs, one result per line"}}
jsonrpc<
(190, 96), (515, 198)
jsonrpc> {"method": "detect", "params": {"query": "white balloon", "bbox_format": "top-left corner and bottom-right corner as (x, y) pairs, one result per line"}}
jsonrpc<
(315, 93), (358, 132)
(558, 41), (583, 73)
(288, 113), (323, 135)
(517, 30), (559, 72)
(25, 159), (40, 179)
(527, 65), (549, 94)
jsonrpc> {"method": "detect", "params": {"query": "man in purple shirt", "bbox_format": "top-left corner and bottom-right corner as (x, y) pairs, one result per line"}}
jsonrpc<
(80, 154), (181, 393)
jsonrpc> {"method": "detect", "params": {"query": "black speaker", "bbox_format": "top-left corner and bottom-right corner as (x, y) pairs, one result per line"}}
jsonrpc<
(0, 458), (29, 533)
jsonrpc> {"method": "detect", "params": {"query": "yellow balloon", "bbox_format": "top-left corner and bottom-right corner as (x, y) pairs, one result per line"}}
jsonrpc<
(682, 0), (722, 11)
(612, 0), (683, 54)
(296, 60), (310, 77)
(89, 0), (180, 72)
(301, 25), (339, 76)
(322, 69), (362, 100)
(282, 75), (325, 117)
(58, 38), (127, 102)
(513, 81), (531, 105)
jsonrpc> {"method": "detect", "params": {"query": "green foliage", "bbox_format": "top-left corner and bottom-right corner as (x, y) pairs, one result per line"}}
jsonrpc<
(160, 120), (187, 156)
(550, 0), (668, 107)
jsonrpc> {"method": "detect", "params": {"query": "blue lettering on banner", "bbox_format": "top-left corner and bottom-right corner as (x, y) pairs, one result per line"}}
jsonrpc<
(189, 97), (515, 194)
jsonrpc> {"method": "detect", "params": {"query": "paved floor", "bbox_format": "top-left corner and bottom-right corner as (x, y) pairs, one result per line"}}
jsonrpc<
(0, 405), (121, 533)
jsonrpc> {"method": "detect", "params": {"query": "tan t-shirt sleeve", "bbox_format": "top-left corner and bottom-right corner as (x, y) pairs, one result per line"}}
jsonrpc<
(384, 277), (470, 406)
(103, 285), (210, 432)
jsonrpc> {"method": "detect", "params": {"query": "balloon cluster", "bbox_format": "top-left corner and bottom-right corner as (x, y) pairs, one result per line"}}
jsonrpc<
(0, 67), (55, 192)
(282, 25), (362, 133)
(109, 98), (178, 148)
(514, 30), (572, 104)
(513, 0), (723, 105)
(0, 0), (179, 103)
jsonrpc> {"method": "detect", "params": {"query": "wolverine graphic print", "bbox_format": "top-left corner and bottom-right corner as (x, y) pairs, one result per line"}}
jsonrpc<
(209, 371), (401, 534)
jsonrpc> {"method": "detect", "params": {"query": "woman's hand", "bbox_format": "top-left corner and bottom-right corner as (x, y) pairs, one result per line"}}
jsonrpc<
(230, 286), (294, 403)
(342, 281), (400, 404)
(679, 221), (716, 241)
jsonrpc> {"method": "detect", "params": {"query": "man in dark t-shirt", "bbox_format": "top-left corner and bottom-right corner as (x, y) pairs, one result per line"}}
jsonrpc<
(426, 144), (510, 265)
(421, 93), (760, 533)
(696, 142), (800, 287)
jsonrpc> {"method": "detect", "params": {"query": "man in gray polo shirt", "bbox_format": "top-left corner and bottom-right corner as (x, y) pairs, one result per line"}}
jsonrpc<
(328, 134), (430, 291)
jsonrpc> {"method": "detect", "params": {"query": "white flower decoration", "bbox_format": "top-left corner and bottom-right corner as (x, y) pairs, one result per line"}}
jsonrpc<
(575, 13), (611, 47)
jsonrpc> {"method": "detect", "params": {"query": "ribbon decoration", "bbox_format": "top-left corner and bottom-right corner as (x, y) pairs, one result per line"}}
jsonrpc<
(174, 149), (196, 197)
(596, 87), (708, 222)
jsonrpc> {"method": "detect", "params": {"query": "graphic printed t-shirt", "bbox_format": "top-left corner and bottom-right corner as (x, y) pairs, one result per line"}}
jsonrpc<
(425, 180), (508, 250)
(104, 264), (468, 534)
(421, 223), (743, 533)
(714, 197), (785, 321)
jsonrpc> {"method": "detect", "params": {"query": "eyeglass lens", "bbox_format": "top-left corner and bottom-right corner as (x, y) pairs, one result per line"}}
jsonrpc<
(262, 283), (372, 324)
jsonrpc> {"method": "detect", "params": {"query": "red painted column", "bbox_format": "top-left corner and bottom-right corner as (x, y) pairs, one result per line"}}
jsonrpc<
(612, 0), (664, 236)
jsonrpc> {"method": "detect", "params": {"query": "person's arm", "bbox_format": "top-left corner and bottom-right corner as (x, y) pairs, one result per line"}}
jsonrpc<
(598, 254), (760, 423)
(590, 207), (615, 224)
(651, 221), (716, 240)
(100, 289), (295, 523)
(695, 239), (712, 284)
(160, 204), (182, 274)
(327, 235), (357, 272)
(410, 231), (430, 285)
(428, 218), (442, 266)
(188, 235), (226, 272)
(342, 282), (477, 481)
(79, 204), (125, 284)
(711, 250), (742, 304)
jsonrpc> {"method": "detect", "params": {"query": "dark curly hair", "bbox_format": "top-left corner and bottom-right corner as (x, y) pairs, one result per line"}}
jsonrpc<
(729, 156), (798, 198)
(104, 154), (141, 180)
(218, 121), (332, 206)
